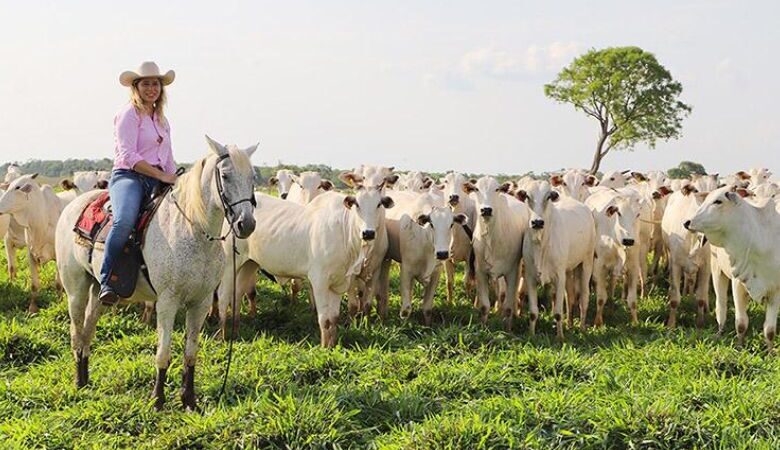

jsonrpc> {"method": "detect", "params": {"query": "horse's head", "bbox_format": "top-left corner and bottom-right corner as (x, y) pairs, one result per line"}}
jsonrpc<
(205, 136), (258, 239)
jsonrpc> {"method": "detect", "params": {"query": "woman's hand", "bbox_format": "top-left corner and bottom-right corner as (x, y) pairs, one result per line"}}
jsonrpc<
(159, 173), (178, 185)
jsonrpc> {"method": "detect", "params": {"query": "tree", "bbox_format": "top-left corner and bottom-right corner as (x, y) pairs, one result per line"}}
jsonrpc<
(544, 46), (692, 174)
(668, 160), (706, 179)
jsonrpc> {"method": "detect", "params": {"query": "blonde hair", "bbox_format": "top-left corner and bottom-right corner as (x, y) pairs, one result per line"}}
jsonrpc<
(129, 78), (167, 126)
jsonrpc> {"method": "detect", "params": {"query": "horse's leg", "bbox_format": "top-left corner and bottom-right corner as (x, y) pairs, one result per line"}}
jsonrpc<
(181, 297), (210, 412)
(67, 276), (95, 388)
(27, 247), (40, 313)
(152, 299), (178, 411)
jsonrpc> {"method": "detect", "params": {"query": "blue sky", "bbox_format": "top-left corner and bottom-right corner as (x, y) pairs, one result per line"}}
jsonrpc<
(1, 0), (778, 175)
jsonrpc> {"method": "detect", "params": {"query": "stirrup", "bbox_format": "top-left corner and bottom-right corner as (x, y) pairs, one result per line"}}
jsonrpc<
(99, 286), (120, 306)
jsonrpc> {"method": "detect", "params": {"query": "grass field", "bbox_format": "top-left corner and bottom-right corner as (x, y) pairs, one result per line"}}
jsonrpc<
(1, 243), (779, 449)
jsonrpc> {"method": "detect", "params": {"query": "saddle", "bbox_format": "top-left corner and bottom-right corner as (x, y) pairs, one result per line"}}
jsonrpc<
(73, 184), (172, 299)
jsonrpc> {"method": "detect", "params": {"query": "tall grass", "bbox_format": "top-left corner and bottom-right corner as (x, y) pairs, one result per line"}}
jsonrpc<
(1, 243), (778, 449)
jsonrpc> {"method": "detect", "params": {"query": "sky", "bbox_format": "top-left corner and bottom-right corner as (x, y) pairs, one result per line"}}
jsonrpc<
(1, 0), (779, 175)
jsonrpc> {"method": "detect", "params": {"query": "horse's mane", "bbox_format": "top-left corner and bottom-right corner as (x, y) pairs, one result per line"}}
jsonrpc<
(173, 147), (253, 231)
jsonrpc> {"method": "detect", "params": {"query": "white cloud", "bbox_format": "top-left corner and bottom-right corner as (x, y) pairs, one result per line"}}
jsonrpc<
(428, 42), (583, 90)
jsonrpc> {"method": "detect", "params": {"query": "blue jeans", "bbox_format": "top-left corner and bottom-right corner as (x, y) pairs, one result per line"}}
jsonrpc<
(99, 169), (159, 287)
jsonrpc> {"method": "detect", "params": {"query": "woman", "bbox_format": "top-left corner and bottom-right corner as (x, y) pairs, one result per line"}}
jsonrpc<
(99, 61), (178, 305)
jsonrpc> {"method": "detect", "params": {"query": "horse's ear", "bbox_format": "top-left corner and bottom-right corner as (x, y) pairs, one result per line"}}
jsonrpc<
(244, 142), (259, 158)
(204, 135), (228, 157)
(31, 173), (39, 179)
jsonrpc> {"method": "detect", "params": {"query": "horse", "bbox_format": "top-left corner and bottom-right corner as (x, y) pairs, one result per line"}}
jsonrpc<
(55, 136), (257, 411)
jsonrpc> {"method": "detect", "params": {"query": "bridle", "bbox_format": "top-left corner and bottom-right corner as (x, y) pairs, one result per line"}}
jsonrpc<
(214, 153), (257, 237)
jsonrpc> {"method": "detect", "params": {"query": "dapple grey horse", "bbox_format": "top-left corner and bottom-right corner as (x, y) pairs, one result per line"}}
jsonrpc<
(55, 136), (257, 411)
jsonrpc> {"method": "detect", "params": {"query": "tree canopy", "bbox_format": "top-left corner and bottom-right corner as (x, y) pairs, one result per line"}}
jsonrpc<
(545, 46), (692, 173)
(667, 161), (707, 179)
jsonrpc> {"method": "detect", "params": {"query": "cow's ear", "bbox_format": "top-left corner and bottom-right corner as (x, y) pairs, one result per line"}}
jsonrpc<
(735, 188), (752, 198)
(453, 213), (468, 225)
(631, 171), (648, 182)
(548, 190), (560, 202)
(422, 177), (433, 189)
(606, 205), (619, 216)
(584, 175), (597, 187)
(550, 175), (563, 187)
(384, 173), (399, 186)
(681, 184), (698, 196)
(515, 190), (528, 202)
(497, 182), (512, 193)
(463, 182), (478, 194)
(416, 214), (430, 226)
(381, 196), (395, 209)
(268, 176), (278, 186)
(736, 170), (750, 180)
(469, 178), (478, 185)
(343, 195), (357, 209)
(95, 180), (108, 189)
(319, 180), (334, 191)
(339, 171), (364, 188)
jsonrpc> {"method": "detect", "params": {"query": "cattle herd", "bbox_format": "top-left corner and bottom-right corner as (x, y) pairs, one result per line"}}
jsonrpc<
(1, 163), (779, 353)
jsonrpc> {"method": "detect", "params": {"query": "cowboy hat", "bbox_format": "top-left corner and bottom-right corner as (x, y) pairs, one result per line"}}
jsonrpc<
(119, 61), (175, 87)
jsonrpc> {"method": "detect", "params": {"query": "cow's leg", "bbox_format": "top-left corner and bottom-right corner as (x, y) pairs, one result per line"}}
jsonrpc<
(422, 268), (442, 326)
(553, 272), (566, 340)
(579, 259), (593, 331)
(152, 298), (178, 410)
(399, 266), (414, 320)
(141, 301), (155, 325)
(734, 280), (750, 347)
(371, 260), (392, 320)
(311, 278), (340, 348)
(763, 295), (780, 354)
(668, 262), (681, 329)
(594, 260), (608, 327)
(5, 236), (16, 281)
(695, 262), (711, 329)
(711, 260), (729, 335)
(516, 274), (526, 318)
(626, 254), (640, 325)
(217, 260), (252, 340)
(565, 271), (576, 329)
(496, 278), (507, 313)
(445, 260), (456, 305)
(181, 296), (210, 412)
(501, 266), (520, 332)
(290, 278), (302, 303)
(526, 269), (539, 336)
(27, 248), (40, 313)
(475, 266), (491, 325)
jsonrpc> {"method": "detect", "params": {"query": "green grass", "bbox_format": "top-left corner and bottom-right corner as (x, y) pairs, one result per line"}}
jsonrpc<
(1, 244), (779, 450)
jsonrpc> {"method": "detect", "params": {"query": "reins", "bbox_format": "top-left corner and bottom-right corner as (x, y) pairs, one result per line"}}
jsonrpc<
(166, 154), (254, 405)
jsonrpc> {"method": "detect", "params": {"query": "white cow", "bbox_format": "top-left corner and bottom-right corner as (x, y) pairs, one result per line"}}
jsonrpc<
(72, 171), (110, 193)
(0, 174), (68, 312)
(380, 191), (468, 324)
(4, 165), (22, 183)
(599, 170), (630, 189)
(342, 166), (398, 319)
(585, 189), (642, 325)
(464, 176), (528, 330)
(692, 174), (720, 193)
(217, 186), (394, 346)
(286, 171), (334, 205)
(661, 185), (711, 328)
(753, 182), (779, 199)
(688, 186), (780, 351)
(440, 172), (477, 303)
(268, 169), (296, 199)
(550, 169), (598, 202)
(517, 180), (595, 337)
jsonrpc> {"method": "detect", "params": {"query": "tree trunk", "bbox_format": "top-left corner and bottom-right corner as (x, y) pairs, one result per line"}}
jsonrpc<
(590, 131), (608, 174)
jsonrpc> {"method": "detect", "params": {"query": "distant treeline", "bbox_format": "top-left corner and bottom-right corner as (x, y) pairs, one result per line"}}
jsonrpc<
(1, 159), (533, 189)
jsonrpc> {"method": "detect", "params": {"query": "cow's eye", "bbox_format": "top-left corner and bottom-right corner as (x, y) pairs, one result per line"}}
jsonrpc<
(713, 199), (723, 205)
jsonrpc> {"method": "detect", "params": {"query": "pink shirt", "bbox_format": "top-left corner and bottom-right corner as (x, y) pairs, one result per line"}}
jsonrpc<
(113, 103), (176, 174)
